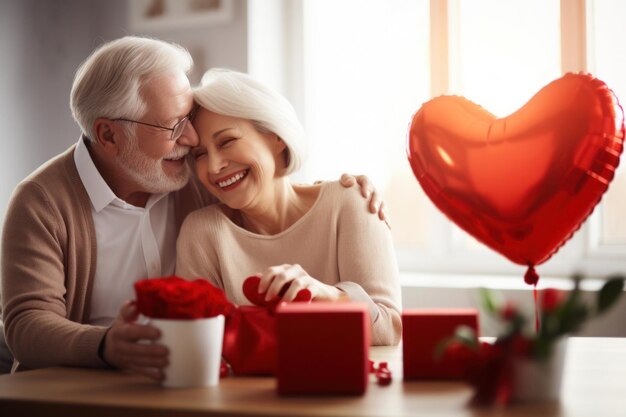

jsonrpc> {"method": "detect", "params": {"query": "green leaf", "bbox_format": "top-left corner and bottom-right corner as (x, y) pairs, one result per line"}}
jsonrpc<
(597, 277), (625, 314)
(558, 304), (588, 335)
(433, 325), (479, 360)
(454, 325), (479, 348)
(480, 287), (497, 315)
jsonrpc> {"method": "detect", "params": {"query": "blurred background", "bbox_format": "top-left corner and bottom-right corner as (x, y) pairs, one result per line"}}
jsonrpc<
(1, 0), (624, 335)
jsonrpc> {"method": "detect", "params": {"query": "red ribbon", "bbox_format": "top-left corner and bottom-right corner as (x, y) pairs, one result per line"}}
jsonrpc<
(369, 360), (393, 386)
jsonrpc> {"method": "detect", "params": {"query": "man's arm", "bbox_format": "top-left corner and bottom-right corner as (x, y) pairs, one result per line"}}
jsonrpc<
(2, 181), (167, 378)
(1, 181), (107, 369)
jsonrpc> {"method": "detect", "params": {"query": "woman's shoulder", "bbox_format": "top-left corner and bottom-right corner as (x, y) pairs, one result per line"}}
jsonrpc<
(320, 180), (385, 227)
(180, 204), (227, 231)
(319, 180), (364, 206)
(292, 180), (358, 210)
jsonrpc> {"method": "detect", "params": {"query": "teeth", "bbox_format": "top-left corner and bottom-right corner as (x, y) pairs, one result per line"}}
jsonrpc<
(218, 171), (247, 188)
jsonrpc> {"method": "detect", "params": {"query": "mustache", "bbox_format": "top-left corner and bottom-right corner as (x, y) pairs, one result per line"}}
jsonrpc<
(164, 147), (190, 160)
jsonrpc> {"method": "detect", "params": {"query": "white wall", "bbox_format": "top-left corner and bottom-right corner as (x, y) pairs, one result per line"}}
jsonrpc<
(0, 0), (95, 221)
(401, 273), (626, 337)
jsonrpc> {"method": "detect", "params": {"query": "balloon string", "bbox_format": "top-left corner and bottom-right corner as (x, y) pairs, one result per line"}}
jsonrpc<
(524, 265), (540, 333)
(533, 285), (539, 334)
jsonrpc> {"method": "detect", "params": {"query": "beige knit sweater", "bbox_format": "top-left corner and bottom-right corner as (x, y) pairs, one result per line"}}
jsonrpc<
(1, 145), (213, 370)
(176, 181), (402, 345)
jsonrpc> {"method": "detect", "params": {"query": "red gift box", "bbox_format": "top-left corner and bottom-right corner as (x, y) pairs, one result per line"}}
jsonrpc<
(222, 276), (313, 376)
(223, 306), (277, 375)
(276, 302), (370, 395)
(402, 308), (479, 379)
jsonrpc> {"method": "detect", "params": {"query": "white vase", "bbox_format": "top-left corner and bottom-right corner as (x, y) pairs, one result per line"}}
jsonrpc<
(150, 315), (225, 388)
(511, 337), (568, 402)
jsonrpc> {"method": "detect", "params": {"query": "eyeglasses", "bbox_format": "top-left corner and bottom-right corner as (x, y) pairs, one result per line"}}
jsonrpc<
(112, 107), (197, 142)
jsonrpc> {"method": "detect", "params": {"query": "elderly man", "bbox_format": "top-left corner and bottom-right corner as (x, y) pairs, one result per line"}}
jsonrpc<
(1, 36), (384, 379)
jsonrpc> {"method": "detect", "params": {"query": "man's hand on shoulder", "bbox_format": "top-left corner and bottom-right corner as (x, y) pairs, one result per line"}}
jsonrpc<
(101, 301), (168, 381)
(339, 173), (390, 228)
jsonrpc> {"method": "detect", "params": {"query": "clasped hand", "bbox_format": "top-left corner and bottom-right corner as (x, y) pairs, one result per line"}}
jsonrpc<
(257, 264), (347, 303)
(102, 301), (168, 381)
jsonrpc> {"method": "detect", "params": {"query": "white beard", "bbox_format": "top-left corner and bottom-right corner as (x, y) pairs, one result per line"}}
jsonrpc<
(117, 135), (190, 194)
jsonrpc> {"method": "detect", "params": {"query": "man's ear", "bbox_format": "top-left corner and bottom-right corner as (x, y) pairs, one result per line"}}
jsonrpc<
(93, 118), (122, 156)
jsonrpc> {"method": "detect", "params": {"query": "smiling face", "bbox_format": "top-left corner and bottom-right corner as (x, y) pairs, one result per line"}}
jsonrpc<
(116, 71), (198, 194)
(191, 108), (286, 210)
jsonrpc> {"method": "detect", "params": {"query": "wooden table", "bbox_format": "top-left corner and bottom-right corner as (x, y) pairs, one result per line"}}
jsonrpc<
(0, 337), (624, 417)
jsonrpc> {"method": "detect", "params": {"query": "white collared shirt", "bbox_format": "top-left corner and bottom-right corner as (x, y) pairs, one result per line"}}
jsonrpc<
(74, 138), (177, 326)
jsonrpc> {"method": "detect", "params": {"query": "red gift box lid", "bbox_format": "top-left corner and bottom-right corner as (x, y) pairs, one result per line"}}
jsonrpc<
(277, 302), (371, 315)
(402, 308), (479, 316)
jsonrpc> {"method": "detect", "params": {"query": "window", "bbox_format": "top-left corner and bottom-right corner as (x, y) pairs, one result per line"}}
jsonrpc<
(250, 0), (626, 278)
(446, 0), (562, 265)
(450, 0), (560, 117)
(586, 0), (626, 252)
(301, 0), (431, 250)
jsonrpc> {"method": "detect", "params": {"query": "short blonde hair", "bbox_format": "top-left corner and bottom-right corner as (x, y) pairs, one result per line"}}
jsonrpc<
(193, 68), (306, 175)
(70, 36), (192, 142)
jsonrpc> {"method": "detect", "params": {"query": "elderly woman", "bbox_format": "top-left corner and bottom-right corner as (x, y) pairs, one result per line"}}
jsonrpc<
(176, 69), (401, 345)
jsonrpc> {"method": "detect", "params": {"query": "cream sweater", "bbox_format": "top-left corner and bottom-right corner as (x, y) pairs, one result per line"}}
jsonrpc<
(176, 181), (402, 345)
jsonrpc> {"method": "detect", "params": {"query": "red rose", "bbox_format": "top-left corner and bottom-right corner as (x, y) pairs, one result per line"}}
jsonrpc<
(195, 278), (234, 318)
(134, 276), (233, 319)
(442, 340), (479, 376)
(160, 279), (208, 319)
(134, 277), (180, 318)
(499, 301), (518, 321)
(540, 288), (564, 313)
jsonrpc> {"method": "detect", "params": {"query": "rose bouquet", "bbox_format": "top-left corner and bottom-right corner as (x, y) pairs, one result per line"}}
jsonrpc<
(440, 274), (625, 405)
(134, 275), (233, 319)
(133, 276), (233, 387)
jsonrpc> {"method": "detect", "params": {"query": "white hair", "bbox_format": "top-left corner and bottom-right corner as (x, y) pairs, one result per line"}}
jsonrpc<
(70, 36), (193, 143)
(193, 68), (306, 175)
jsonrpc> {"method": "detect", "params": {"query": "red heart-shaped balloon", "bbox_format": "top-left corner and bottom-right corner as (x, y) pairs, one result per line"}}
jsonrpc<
(407, 73), (624, 282)
(242, 276), (312, 308)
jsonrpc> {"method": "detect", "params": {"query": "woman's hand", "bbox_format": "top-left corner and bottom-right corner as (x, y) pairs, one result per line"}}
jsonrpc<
(257, 264), (347, 302)
(339, 173), (389, 228)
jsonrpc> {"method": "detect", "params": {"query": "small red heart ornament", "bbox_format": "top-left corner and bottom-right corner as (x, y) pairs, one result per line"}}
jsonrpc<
(242, 276), (312, 308)
(407, 73), (624, 284)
